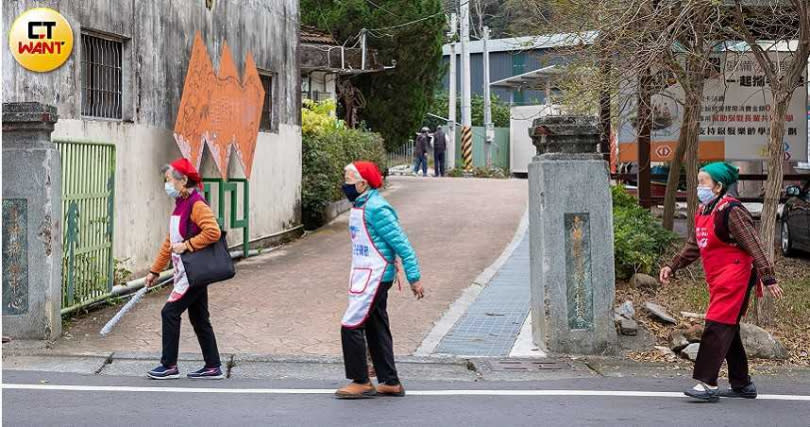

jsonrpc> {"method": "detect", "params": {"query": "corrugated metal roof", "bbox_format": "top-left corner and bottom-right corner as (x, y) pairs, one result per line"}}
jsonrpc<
(442, 31), (598, 56)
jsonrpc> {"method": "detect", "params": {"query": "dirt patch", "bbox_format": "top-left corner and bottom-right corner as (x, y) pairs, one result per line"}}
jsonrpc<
(616, 247), (810, 368)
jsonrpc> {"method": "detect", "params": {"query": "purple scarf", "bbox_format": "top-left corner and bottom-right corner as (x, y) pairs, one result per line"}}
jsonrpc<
(173, 190), (206, 240)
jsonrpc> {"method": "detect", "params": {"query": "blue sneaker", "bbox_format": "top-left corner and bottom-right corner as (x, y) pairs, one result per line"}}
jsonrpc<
(187, 366), (224, 380)
(147, 365), (180, 380)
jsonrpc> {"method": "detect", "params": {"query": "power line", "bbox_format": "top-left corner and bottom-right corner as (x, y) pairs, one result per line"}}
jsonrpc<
(363, 0), (403, 19)
(368, 10), (444, 31)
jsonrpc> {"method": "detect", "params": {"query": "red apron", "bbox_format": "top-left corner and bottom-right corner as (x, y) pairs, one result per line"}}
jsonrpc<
(695, 196), (762, 325)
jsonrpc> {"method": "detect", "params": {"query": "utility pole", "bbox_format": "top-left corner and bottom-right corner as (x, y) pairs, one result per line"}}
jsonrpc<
(360, 28), (367, 70)
(482, 26), (493, 169)
(447, 13), (457, 170)
(460, 0), (473, 171)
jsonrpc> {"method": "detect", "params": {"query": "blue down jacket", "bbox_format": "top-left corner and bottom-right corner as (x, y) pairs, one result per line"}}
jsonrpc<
(352, 189), (421, 284)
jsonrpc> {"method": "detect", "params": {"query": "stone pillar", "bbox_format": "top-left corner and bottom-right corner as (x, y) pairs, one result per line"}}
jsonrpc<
(2, 102), (62, 340)
(528, 115), (617, 355)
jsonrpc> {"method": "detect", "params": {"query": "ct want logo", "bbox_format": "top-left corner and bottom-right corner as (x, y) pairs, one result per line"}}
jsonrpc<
(9, 8), (74, 72)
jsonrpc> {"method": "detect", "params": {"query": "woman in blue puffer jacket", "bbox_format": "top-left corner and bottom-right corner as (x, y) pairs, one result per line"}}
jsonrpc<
(335, 161), (424, 400)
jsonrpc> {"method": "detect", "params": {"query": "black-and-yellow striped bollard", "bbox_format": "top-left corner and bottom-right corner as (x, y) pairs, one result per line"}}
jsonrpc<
(461, 125), (473, 171)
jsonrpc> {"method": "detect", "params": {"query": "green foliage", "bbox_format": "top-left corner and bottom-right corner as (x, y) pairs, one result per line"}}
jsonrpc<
(612, 185), (677, 280)
(302, 99), (342, 136)
(301, 102), (387, 229)
(446, 168), (465, 178)
(301, 0), (445, 152)
(424, 92), (511, 130)
(113, 257), (133, 286)
(444, 167), (508, 179)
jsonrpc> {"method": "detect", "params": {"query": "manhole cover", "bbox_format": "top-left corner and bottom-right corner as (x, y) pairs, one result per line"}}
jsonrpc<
(485, 359), (569, 372)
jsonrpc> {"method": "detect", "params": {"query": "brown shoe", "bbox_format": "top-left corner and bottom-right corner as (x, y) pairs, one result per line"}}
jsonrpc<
(376, 383), (406, 397)
(335, 382), (376, 399)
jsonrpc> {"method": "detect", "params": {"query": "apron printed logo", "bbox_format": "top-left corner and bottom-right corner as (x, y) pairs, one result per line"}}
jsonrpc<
(697, 227), (709, 249)
(352, 244), (369, 257)
(9, 8), (74, 72)
(349, 225), (359, 240)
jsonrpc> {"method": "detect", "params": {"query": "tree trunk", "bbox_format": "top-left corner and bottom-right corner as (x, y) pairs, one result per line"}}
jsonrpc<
(682, 86), (703, 238)
(664, 50), (706, 232)
(756, 93), (791, 327)
(662, 116), (688, 231)
(637, 69), (653, 209)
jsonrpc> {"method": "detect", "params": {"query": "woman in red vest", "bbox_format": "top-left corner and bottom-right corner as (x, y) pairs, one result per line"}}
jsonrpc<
(660, 162), (783, 402)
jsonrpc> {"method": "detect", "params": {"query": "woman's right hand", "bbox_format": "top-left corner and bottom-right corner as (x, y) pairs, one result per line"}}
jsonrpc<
(145, 272), (159, 288)
(659, 266), (673, 285)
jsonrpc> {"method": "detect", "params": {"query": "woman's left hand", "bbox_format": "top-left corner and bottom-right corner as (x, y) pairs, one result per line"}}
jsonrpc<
(766, 283), (784, 300)
(410, 281), (425, 300)
(171, 243), (187, 254)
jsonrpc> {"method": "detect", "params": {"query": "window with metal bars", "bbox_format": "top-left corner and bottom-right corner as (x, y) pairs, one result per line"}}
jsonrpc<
(259, 73), (274, 131)
(81, 33), (123, 119)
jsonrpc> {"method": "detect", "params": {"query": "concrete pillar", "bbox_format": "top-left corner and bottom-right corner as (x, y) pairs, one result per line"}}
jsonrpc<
(2, 102), (62, 340)
(528, 115), (617, 355)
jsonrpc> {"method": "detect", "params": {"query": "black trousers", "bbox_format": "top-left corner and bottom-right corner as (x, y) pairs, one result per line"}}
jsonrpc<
(341, 282), (399, 385)
(693, 321), (751, 388)
(434, 151), (446, 176)
(161, 285), (221, 368)
(692, 275), (755, 388)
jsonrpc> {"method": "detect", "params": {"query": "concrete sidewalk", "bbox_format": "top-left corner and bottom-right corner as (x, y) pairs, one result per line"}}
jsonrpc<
(52, 176), (528, 357)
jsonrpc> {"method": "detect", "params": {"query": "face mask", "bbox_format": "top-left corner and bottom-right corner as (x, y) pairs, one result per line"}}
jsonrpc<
(697, 186), (716, 204)
(342, 183), (361, 202)
(165, 181), (181, 199)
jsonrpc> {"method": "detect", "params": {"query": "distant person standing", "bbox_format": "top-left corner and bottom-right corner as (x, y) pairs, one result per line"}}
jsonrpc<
(432, 126), (447, 177)
(413, 127), (430, 177)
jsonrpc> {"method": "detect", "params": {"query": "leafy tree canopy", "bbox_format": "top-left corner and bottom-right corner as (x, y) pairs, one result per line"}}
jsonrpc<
(301, 0), (446, 151)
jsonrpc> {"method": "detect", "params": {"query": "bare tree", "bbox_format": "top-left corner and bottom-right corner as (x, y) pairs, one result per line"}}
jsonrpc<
(540, 0), (722, 237)
(660, 3), (726, 233)
(724, 0), (810, 325)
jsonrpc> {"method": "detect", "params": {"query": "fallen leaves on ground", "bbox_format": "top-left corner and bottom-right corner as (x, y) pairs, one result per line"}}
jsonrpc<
(617, 249), (810, 368)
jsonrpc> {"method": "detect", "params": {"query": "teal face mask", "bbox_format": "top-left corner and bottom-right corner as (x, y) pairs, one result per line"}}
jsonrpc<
(165, 181), (181, 199)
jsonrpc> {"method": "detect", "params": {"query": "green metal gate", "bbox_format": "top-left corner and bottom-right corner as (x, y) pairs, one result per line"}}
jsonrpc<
(55, 140), (116, 313)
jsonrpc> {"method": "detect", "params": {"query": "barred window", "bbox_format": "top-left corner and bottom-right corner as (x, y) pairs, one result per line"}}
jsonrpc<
(259, 73), (273, 131)
(81, 33), (122, 119)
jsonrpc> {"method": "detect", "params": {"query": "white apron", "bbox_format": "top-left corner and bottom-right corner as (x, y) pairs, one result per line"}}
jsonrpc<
(168, 215), (190, 302)
(342, 207), (389, 328)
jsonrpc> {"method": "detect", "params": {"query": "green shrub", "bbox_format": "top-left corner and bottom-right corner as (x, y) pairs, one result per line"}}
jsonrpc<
(301, 109), (386, 229)
(444, 167), (508, 178)
(612, 185), (677, 280)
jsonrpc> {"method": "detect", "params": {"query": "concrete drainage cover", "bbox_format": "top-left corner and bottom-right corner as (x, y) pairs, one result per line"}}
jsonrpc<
(483, 359), (570, 372)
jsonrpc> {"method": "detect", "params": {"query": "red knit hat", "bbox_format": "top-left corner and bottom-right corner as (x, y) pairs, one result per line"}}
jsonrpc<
(170, 158), (203, 191)
(352, 161), (383, 189)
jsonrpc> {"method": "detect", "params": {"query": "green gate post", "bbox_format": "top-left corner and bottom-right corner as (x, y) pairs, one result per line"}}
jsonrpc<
(203, 178), (250, 257)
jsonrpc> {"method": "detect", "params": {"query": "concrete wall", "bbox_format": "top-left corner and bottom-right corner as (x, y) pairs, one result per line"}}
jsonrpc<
(3, 0), (302, 274)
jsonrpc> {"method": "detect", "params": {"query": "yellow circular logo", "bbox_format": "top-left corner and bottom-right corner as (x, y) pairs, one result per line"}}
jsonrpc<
(9, 8), (74, 72)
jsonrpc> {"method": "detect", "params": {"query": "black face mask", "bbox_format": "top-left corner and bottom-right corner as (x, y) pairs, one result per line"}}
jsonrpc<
(342, 183), (361, 202)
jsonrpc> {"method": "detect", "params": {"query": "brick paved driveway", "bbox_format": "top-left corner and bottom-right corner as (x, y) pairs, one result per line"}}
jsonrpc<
(57, 177), (527, 356)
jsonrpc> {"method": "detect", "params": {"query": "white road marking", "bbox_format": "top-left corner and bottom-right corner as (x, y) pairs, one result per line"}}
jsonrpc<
(3, 384), (810, 401)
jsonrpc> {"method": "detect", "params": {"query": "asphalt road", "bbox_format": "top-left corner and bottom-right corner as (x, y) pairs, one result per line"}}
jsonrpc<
(4, 371), (810, 427)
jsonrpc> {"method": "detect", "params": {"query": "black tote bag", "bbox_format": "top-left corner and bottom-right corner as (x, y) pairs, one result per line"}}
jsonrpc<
(181, 230), (236, 287)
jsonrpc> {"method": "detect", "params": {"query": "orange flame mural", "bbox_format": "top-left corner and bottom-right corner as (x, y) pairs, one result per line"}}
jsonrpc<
(174, 32), (265, 179)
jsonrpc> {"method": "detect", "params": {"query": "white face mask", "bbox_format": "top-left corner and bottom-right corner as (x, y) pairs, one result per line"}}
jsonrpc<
(697, 186), (716, 204)
(165, 181), (181, 199)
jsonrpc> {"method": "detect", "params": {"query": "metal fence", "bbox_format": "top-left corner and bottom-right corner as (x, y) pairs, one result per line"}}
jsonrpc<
(55, 140), (116, 313)
(386, 139), (414, 169)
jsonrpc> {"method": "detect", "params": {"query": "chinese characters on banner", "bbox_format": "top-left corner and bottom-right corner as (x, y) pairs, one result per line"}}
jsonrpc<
(618, 51), (808, 163)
